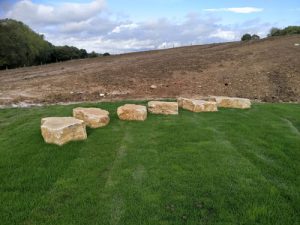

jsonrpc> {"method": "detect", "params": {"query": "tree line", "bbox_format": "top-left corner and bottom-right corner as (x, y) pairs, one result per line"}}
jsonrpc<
(268, 26), (300, 37)
(0, 19), (109, 70)
(241, 26), (300, 41)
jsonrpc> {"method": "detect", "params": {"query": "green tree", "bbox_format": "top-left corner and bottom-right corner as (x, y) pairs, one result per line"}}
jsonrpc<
(88, 51), (98, 58)
(79, 49), (88, 58)
(241, 33), (252, 41)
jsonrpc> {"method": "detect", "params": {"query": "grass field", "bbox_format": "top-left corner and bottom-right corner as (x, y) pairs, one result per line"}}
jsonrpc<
(0, 102), (299, 225)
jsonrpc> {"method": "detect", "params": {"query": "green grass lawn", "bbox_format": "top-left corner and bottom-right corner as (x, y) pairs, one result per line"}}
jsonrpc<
(0, 102), (299, 225)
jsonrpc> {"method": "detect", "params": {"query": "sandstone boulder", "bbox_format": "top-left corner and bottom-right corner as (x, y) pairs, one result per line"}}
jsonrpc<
(177, 97), (185, 108)
(213, 96), (251, 109)
(148, 101), (178, 115)
(117, 104), (147, 121)
(178, 98), (218, 112)
(73, 107), (110, 128)
(41, 117), (87, 146)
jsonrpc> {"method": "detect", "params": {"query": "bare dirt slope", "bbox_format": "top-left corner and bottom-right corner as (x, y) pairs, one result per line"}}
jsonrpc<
(0, 35), (300, 105)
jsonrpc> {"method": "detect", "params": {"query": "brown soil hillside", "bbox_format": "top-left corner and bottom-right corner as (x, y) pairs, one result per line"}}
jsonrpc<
(0, 35), (300, 106)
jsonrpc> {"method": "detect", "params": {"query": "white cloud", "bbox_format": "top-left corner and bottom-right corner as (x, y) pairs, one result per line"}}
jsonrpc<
(47, 35), (156, 54)
(60, 19), (93, 33)
(47, 15), (270, 54)
(3, 1), (270, 53)
(210, 29), (237, 40)
(6, 0), (105, 25)
(205, 7), (263, 14)
(111, 23), (139, 34)
(157, 42), (181, 49)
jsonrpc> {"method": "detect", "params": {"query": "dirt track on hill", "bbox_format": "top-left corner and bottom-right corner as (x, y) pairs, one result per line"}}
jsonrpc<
(0, 35), (300, 106)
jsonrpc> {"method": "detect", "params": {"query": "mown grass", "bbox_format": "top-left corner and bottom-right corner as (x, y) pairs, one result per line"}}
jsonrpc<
(0, 102), (299, 225)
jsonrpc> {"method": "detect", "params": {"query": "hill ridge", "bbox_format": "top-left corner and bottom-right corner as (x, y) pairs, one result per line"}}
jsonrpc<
(0, 35), (299, 105)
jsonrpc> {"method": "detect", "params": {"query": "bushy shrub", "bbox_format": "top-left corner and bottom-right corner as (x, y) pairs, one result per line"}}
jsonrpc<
(241, 33), (252, 41)
(88, 51), (98, 58)
(51, 46), (85, 62)
(269, 27), (282, 36)
(241, 33), (260, 41)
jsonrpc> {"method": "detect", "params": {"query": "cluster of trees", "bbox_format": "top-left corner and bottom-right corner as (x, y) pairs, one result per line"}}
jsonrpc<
(268, 26), (300, 37)
(241, 33), (260, 41)
(241, 26), (300, 42)
(0, 19), (109, 69)
(51, 46), (87, 62)
(88, 51), (110, 58)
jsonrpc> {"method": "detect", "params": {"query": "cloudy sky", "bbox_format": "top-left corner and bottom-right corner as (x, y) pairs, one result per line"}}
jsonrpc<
(0, 0), (299, 53)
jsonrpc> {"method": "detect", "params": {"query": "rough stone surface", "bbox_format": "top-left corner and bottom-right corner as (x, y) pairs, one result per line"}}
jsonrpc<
(73, 107), (110, 128)
(178, 98), (218, 112)
(177, 97), (185, 108)
(213, 96), (251, 109)
(148, 101), (178, 115)
(199, 96), (218, 102)
(117, 104), (147, 121)
(41, 117), (87, 146)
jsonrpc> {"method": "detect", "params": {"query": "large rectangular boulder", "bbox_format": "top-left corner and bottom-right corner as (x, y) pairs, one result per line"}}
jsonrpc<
(213, 96), (251, 109)
(178, 98), (218, 112)
(73, 107), (110, 128)
(148, 101), (178, 115)
(41, 117), (87, 146)
(117, 104), (147, 121)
